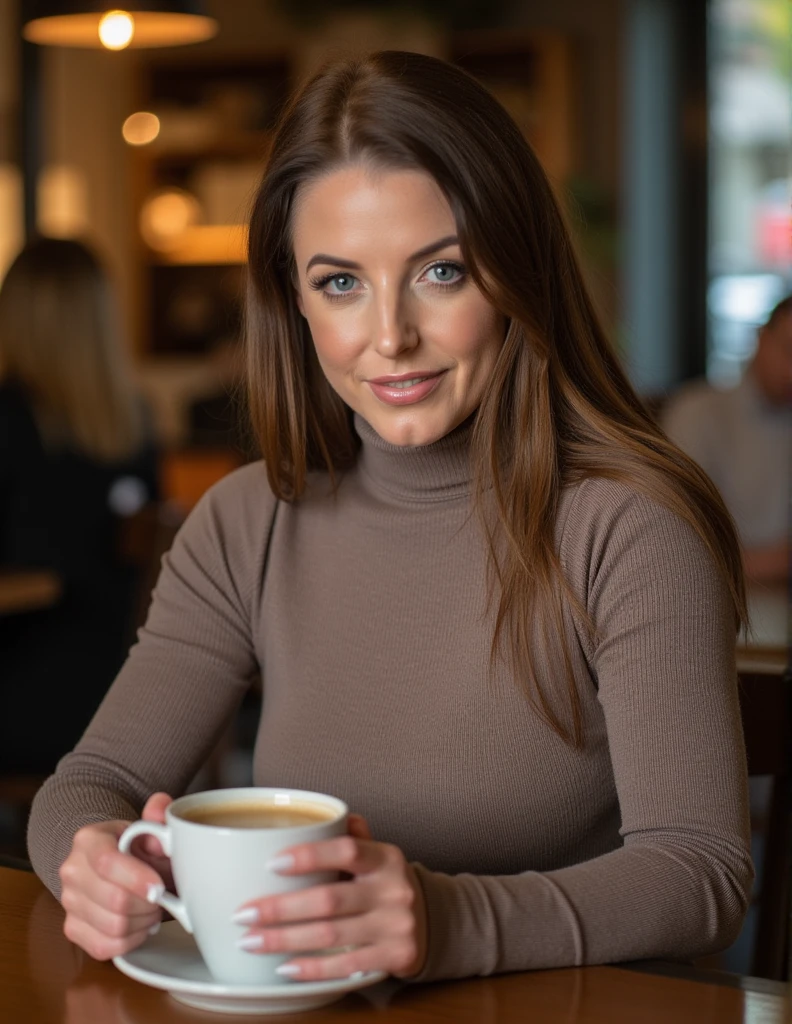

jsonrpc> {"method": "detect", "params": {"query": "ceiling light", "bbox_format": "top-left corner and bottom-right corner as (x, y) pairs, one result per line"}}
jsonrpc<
(22, 2), (217, 50)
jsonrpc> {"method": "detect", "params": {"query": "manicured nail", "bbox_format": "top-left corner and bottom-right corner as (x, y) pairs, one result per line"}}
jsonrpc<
(146, 883), (164, 904)
(348, 970), (365, 979)
(275, 963), (301, 977)
(236, 934), (264, 951)
(148, 921), (161, 936)
(231, 907), (260, 926)
(265, 854), (295, 873)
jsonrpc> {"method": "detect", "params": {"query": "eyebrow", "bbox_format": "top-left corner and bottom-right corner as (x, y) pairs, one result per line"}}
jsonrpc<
(305, 235), (459, 273)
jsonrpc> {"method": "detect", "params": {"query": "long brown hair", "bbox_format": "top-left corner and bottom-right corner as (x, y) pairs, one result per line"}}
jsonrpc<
(0, 237), (145, 461)
(246, 51), (746, 745)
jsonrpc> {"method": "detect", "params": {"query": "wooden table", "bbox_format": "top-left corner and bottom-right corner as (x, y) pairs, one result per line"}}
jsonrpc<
(0, 570), (61, 616)
(0, 867), (786, 1024)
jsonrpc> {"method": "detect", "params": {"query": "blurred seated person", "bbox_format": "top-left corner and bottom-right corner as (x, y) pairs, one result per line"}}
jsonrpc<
(663, 296), (792, 585)
(0, 237), (160, 776)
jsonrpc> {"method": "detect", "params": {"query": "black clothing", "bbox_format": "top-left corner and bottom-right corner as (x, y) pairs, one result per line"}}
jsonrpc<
(0, 382), (159, 774)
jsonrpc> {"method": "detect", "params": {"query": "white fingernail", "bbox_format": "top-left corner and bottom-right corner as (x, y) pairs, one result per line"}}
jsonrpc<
(236, 934), (264, 951)
(275, 963), (301, 977)
(265, 854), (295, 873)
(348, 970), (365, 980)
(231, 907), (259, 926)
(148, 921), (161, 936)
(146, 883), (164, 904)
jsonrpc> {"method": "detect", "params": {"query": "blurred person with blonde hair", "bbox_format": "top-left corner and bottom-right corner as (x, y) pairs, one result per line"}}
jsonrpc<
(0, 236), (159, 777)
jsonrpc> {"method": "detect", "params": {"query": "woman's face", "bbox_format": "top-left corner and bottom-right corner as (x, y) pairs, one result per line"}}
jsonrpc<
(291, 165), (505, 447)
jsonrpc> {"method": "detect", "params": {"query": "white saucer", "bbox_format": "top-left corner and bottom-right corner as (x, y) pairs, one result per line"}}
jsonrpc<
(113, 922), (387, 1015)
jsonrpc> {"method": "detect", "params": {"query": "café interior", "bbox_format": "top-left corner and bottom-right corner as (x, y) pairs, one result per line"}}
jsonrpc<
(0, 1), (789, 1021)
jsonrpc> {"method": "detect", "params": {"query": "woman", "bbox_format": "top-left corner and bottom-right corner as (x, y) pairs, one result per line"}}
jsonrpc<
(0, 237), (159, 776)
(29, 52), (751, 982)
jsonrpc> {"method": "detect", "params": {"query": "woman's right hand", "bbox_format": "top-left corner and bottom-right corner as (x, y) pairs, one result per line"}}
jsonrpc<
(59, 792), (173, 960)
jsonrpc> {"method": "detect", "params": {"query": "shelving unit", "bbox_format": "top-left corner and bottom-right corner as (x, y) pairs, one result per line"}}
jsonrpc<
(131, 53), (290, 355)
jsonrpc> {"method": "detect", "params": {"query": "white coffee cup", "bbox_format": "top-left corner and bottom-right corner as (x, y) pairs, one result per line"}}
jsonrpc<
(117, 787), (348, 986)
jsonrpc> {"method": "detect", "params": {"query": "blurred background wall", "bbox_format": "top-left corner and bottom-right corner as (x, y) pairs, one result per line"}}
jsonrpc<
(1, 0), (789, 447)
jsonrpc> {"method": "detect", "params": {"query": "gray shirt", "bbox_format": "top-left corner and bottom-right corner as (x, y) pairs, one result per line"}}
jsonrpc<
(663, 372), (791, 548)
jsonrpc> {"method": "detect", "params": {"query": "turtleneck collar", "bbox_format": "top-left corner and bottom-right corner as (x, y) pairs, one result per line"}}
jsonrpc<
(354, 413), (474, 503)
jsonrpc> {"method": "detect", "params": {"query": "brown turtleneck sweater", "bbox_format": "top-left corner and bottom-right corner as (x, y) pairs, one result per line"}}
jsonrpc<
(28, 415), (752, 980)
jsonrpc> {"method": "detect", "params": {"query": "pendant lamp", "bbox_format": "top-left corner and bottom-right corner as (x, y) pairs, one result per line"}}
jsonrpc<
(22, 2), (218, 50)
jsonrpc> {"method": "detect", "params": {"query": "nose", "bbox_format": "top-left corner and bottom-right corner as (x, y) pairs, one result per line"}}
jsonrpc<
(370, 289), (419, 359)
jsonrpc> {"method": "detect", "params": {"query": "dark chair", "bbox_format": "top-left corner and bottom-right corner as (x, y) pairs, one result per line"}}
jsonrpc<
(739, 667), (792, 980)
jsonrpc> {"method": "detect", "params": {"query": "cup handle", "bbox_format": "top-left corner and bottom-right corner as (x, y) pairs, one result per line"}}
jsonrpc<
(117, 820), (193, 934)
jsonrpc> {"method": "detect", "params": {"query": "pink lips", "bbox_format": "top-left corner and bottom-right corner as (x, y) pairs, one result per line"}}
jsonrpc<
(366, 371), (446, 406)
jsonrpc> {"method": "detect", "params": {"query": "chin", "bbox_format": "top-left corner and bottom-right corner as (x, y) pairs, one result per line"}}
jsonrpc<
(368, 411), (451, 448)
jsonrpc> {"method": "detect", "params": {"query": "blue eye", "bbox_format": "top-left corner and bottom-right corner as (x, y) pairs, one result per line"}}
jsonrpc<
(307, 272), (359, 299)
(325, 274), (357, 294)
(425, 262), (465, 285)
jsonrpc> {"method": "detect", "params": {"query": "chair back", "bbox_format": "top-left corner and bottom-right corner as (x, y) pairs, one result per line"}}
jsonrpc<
(739, 667), (792, 980)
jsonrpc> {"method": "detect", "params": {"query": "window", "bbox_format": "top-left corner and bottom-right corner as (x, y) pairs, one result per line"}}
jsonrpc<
(708, 0), (791, 384)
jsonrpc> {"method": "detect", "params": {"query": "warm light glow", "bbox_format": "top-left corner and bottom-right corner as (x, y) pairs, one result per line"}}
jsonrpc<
(98, 10), (135, 50)
(140, 189), (202, 250)
(153, 225), (249, 265)
(0, 163), (24, 285)
(123, 112), (161, 146)
(37, 165), (89, 239)
(23, 12), (217, 49)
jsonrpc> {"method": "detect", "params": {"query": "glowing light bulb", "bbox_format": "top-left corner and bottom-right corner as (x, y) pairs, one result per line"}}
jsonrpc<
(98, 10), (135, 50)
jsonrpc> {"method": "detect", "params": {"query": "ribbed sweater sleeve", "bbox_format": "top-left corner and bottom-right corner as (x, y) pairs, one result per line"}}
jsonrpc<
(409, 481), (753, 980)
(27, 465), (275, 897)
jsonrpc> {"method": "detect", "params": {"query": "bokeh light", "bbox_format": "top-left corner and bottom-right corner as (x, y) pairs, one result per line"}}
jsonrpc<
(98, 10), (135, 50)
(140, 188), (202, 250)
(122, 112), (161, 147)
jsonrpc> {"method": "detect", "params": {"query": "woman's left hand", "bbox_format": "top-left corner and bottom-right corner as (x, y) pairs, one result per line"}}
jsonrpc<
(232, 814), (428, 980)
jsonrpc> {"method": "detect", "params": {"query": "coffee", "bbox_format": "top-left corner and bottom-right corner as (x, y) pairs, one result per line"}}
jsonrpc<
(179, 800), (338, 829)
